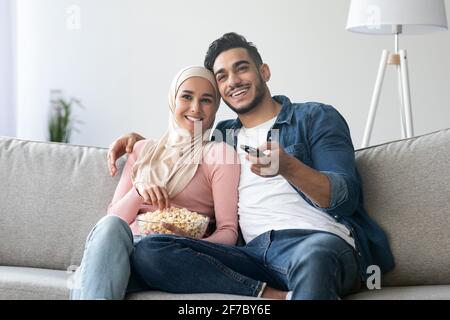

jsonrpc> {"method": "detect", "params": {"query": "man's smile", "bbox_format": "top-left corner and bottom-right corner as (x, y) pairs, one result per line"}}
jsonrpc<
(228, 86), (250, 102)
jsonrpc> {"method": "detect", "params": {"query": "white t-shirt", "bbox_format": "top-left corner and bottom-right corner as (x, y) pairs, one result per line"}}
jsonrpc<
(236, 116), (355, 248)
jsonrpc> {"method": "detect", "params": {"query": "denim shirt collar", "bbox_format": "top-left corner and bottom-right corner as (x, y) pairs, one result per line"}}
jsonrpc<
(226, 95), (294, 129)
(273, 95), (294, 125)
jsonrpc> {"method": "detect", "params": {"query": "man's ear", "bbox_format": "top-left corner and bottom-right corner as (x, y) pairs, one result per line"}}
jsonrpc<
(259, 63), (271, 82)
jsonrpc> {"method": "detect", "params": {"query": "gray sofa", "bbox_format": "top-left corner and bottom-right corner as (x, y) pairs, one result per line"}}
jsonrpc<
(1, 128), (450, 300)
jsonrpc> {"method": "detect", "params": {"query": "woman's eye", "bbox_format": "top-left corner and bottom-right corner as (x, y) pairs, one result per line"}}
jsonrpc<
(201, 99), (212, 104)
(182, 95), (192, 100)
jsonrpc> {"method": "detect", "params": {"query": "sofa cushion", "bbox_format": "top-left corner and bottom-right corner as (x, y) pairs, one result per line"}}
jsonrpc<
(355, 128), (450, 286)
(3, 265), (448, 300)
(345, 285), (450, 300)
(125, 291), (260, 300)
(0, 266), (258, 300)
(0, 266), (70, 300)
(0, 137), (125, 270)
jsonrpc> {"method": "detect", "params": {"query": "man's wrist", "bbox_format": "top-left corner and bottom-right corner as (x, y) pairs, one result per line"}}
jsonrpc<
(279, 154), (301, 179)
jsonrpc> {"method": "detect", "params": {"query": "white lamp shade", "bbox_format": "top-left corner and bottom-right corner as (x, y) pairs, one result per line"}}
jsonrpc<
(346, 0), (448, 34)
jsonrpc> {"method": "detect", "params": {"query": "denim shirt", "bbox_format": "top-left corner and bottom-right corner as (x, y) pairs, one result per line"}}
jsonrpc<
(213, 95), (395, 280)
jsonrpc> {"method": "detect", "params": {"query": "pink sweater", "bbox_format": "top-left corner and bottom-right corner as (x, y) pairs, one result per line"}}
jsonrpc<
(107, 140), (240, 245)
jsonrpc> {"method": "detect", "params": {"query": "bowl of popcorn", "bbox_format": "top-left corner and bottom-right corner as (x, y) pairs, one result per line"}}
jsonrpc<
(136, 207), (209, 239)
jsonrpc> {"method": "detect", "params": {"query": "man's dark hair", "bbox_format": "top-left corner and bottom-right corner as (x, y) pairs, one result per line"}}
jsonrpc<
(204, 32), (263, 72)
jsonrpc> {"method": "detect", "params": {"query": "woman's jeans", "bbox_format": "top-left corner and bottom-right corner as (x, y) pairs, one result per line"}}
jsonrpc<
(69, 215), (147, 300)
(132, 229), (360, 300)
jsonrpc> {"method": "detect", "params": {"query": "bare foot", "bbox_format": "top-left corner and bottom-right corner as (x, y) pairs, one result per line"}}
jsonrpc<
(261, 286), (289, 300)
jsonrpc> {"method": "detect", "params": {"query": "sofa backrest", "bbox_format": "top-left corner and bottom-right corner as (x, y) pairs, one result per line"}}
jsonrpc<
(0, 137), (125, 271)
(355, 128), (450, 286)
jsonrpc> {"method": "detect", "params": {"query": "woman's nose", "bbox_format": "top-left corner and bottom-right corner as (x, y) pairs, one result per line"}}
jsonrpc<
(190, 100), (201, 113)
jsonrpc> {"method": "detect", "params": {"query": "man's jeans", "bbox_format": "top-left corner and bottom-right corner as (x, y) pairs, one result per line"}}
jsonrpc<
(69, 215), (147, 300)
(132, 229), (360, 300)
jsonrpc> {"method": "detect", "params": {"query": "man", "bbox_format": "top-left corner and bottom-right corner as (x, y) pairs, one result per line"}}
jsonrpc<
(108, 33), (395, 299)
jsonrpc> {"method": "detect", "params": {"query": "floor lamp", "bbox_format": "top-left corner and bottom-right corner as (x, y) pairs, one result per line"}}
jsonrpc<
(346, 0), (448, 148)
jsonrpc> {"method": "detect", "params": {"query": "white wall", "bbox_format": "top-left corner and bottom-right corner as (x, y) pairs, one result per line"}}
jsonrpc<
(0, 0), (15, 137)
(14, 0), (450, 148)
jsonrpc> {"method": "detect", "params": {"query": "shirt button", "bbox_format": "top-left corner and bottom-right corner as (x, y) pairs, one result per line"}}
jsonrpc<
(334, 215), (339, 219)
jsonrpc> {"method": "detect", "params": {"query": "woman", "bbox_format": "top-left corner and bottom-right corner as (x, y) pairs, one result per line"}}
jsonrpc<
(70, 66), (240, 300)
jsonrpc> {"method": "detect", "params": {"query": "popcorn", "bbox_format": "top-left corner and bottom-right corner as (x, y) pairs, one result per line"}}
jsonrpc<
(136, 207), (209, 239)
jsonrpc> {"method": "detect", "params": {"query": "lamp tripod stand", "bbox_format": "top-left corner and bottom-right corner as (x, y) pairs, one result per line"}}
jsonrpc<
(361, 27), (414, 148)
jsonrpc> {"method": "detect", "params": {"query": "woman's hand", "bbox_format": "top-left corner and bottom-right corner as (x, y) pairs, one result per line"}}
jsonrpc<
(108, 132), (145, 176)
(135, 183), (170, 210)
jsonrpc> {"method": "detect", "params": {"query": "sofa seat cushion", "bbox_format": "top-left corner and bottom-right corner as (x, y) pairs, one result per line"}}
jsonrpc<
(125, 291), (259, 300)
(0, 266), (257, 300)
(3, 267), (449, 300)
(346, 285), (450, 300)
(0, 266), (70, 300)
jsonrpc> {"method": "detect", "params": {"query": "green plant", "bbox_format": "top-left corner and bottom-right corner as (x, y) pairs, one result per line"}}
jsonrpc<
(48, 97), (84, 143)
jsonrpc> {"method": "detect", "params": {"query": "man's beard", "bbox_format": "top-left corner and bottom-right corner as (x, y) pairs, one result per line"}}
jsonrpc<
(223, 77), (266, 115)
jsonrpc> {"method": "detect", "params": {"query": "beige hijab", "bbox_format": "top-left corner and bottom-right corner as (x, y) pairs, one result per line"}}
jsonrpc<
(131, 66), (220, 198)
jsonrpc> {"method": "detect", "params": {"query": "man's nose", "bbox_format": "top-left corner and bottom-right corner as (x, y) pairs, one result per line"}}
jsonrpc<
(228, 72), (242, 88)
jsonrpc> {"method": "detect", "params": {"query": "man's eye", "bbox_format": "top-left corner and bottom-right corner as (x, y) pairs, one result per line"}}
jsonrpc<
(238, 66), (247, 72)
(216, 75), (225, 82)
